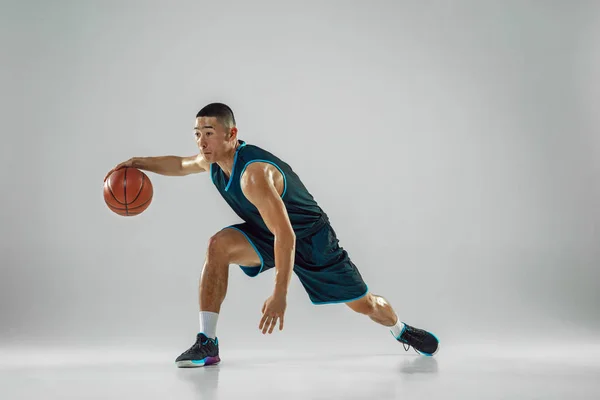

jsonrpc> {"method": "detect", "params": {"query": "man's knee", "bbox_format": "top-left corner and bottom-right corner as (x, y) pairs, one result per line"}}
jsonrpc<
(206, 229), (238, 262)
(346, 293), (376, 315)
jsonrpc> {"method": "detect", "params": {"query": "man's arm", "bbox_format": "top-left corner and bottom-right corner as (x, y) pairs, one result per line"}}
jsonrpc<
(105, 154), (209, 180)
(241, 162), (295, 297)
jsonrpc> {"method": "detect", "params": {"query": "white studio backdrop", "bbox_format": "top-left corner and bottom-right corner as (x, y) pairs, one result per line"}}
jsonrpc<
(1, 0), (599, 357)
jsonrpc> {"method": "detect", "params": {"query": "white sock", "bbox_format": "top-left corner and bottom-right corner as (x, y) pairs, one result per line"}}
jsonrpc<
(390, 319), (406, 339)
(199, 311), (219, 339)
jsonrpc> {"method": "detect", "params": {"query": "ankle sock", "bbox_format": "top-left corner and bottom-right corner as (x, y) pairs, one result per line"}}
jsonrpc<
(199, 311), (219, 339)
(390, 319), (406, 339)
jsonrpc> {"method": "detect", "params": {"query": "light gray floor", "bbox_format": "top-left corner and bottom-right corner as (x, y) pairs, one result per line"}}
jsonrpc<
(2, 343), (599, 399)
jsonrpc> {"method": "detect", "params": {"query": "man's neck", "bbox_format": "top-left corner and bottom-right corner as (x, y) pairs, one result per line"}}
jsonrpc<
(217, 140), (240, 178)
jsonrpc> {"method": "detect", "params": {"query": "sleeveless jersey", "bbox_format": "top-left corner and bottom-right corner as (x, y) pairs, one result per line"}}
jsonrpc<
(210, 140), (329, 238)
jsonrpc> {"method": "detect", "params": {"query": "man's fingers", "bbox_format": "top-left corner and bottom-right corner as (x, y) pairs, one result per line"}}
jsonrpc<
(260, 315), (271, 333)
(104, 164), (125, 182)
(259, 304), (286, 334)
(268, 317), (277, 334)
(259, 313), (268, 330)
(262, 316), (272, 334)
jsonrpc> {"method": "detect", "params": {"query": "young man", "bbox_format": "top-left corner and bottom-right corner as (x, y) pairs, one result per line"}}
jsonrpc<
(105, 103), (440, 367)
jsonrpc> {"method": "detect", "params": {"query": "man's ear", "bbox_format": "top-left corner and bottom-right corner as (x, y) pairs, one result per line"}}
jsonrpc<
(229, 126), (238, 139)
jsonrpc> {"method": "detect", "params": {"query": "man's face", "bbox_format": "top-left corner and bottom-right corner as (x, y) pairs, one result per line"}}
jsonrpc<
(194, 117), (237, 163)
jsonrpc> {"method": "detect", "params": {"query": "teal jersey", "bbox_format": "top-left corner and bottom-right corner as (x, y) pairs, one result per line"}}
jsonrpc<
(210, 140), (328, 238)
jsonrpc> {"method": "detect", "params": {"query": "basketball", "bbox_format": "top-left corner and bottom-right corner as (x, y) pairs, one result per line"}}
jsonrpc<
(103, 167), (153, 216)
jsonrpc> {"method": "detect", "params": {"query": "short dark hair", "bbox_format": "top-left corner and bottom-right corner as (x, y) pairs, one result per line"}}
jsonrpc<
(196, 103), (236, 128)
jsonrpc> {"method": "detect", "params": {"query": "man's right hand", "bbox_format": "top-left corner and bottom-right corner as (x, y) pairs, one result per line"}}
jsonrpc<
(104, 158), (135, 182)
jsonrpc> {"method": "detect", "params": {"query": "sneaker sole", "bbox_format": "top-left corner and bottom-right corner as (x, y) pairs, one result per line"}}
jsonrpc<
(416, 342), (440, 357)
(176, 356), (221, 368)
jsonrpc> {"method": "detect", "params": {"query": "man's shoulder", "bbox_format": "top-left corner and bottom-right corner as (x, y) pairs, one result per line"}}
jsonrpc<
(240, 142), (267, 154)
(238, 142), (281, 163)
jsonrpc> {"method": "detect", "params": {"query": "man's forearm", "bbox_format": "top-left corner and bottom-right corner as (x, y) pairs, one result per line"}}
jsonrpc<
(273, 232), (296, 296)
(132, 156), (185, 176)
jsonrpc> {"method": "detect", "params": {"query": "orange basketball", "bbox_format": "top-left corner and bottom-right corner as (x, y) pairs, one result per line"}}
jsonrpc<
(103, 167), (153, 216)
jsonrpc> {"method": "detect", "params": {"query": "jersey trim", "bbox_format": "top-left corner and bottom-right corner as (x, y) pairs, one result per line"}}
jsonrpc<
(224, 141), (247, 192)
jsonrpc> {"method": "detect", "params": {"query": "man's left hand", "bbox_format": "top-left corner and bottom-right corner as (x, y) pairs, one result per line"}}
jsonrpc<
(259, 293), (287, 334)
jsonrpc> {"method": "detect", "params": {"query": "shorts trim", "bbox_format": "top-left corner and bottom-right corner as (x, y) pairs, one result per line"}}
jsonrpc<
(310, 285), (369, 305)
(223, 226), (264, 276)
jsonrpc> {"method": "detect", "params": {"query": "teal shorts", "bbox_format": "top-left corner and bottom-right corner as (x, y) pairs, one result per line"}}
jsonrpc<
(224, 221), (369, 305)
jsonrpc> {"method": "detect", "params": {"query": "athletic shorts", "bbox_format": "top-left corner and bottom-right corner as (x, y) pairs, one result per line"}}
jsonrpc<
(224, 220), (369, 304)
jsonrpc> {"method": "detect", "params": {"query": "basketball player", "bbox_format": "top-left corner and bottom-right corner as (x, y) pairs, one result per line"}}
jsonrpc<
(105, 103), (440, 367)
